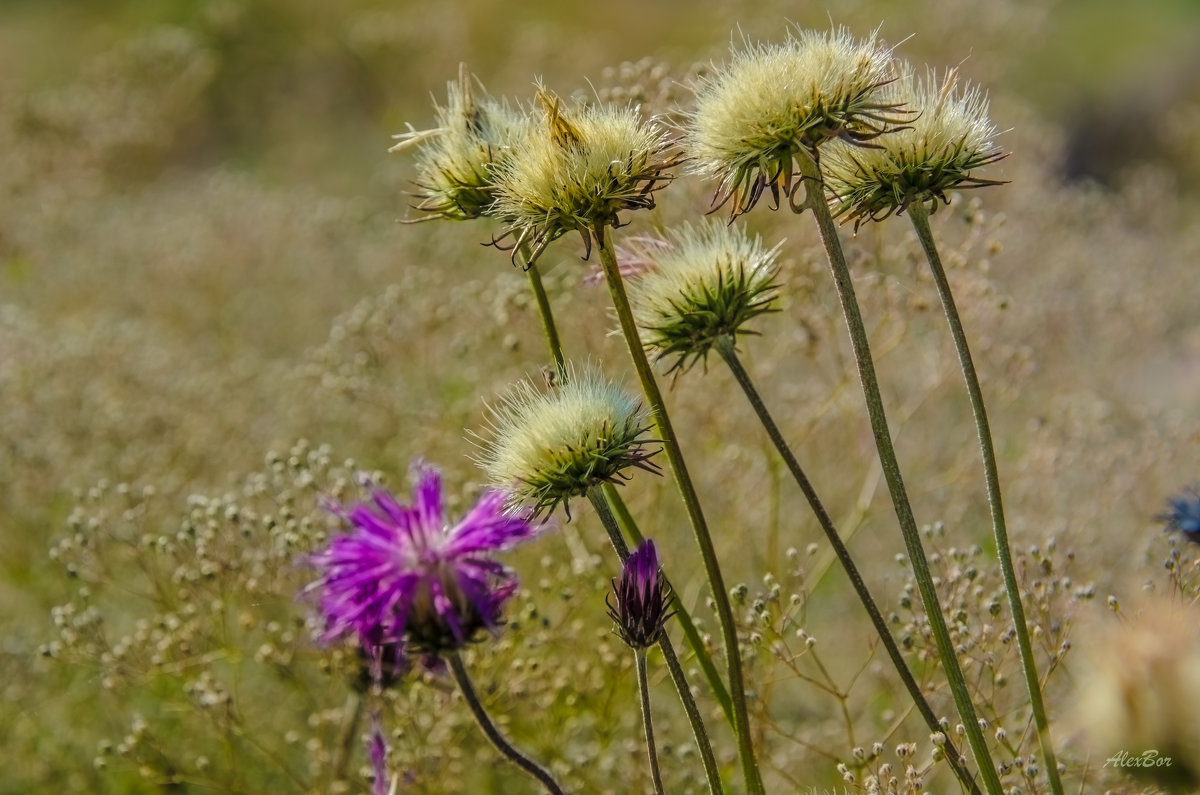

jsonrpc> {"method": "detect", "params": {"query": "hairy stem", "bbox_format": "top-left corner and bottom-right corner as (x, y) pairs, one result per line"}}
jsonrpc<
(601, 482), (736, 729)
(908, 202), (1063, 795)
(636, 650), (667, 795)
(447, 651), (567, 795)
(795, 153), (1002, 795)
(593, 222), (763, 794)
(587, 488), (723, 794)
(715, 335), (981, 795)
(518, 243), (566, 373)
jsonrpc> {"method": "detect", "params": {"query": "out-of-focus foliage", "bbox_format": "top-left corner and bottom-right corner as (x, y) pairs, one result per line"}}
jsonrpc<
(4, 0), (1200, 792)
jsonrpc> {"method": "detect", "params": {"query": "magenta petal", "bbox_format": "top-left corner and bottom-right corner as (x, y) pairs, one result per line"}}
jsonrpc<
(305, 461), (544, 657)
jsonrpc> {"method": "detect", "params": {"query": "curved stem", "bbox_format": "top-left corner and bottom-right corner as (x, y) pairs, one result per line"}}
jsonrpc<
(636, 650), (667, 795)
(908, 203), (1063, 795)
(447, 651), (567, 795)
(601, 482), (736, 729)
(512, 234), (734, 731)
(795, 154), (1002, 795)
(715, 335), (981, 795)
(587, 489), (723, 794)
(518, 243), (566, 373)
(593, 222), (764, 794)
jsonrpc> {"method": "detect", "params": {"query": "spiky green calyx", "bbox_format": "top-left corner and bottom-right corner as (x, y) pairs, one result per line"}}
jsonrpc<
(687, 26), (907, 218)
(390, 64), (528, 222)
(627, 221), (781, 374)
(476, 365), (660, 516)
(489, 87), (681, 263)
(823, 64), (1007, 227)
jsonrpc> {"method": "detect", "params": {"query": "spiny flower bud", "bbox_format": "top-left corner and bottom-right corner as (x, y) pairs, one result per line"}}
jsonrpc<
(489, 87), (681, 263)
(475, 365), (660, 516)
(687, 26), (905, 217)
(607, 539), (674, 649)
(390, 64), (527, 222)
(823, 64), (1006, 227)
(627, 220), (781, 373)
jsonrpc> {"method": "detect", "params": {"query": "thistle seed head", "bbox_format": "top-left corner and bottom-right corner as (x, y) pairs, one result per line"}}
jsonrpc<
(390, 64), (528, 222)
(475, 364), (660, 517)
(687, 25), (905, 218)
(627, 220), (782, 374)
(489, 87), (681, 264)
(823, 64), (1007, 227)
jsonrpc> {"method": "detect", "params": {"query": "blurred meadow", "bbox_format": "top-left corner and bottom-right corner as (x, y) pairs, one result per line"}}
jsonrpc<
(4, 0), (1200, 792)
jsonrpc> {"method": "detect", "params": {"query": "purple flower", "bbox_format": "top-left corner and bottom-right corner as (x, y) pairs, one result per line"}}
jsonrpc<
(1162, 488), (1200, 543)
(607, 539), (675, 649)
(307, 461), (543, 658)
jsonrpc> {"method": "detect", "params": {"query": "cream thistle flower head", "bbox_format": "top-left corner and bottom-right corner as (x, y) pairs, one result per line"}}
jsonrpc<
(823, 64), (1007, 227)
(389, 64), (527, 222)
(476, 365), (660, 516)
(489, 86), (681, 263)
(627, 220), (781, 374)
(687, 26), (906, 217)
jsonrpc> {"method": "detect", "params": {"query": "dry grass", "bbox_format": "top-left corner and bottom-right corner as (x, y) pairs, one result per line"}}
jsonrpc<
(4, 1), (1200, 792)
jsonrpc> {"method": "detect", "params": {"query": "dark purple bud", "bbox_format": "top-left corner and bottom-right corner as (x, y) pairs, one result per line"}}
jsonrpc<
(607, 539), (675, 649)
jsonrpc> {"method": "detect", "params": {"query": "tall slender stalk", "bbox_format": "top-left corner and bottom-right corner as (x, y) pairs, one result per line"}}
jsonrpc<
(587, 489), (723, 794)
(592, 221), (764, 795)
(635, 649), (667, 795)
(908, 202), (1063, 795)
(518, 242), (565, 373)
(510, 237), (735, 730)
(601, 482), (736, 729)
(446, 651), (566, 795)
(714, 334), (981, 795)
(794, 154), (1003, 795)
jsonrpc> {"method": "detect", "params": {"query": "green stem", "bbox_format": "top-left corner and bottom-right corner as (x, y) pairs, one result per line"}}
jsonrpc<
(601, 482), (736, 730)
(636, 650), (667, 795)
(332, 691), (363, 783)
(587, 489), (723, 794)
(593, 222), (764, 795)
(518, 242), (566, 373)
(511, 232), (734, 732)
(447, 651), (567, 795)
(908, 203), (1063, 795)
(714, 335), (981, 795)
(795, 154), (1002, 795)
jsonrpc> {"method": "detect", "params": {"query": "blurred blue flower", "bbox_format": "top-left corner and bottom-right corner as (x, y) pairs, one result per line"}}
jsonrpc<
(1162, 488), (1200, 542)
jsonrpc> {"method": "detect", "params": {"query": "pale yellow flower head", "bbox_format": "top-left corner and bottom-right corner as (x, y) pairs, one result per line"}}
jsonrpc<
(390, 64), (528, 222)
(475, 364), (659, 516)
(489, 87), (680, 264)
(687, 26), (905, 218)
(823, 63), (1006, 226)
(627, 221), (781, 373)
